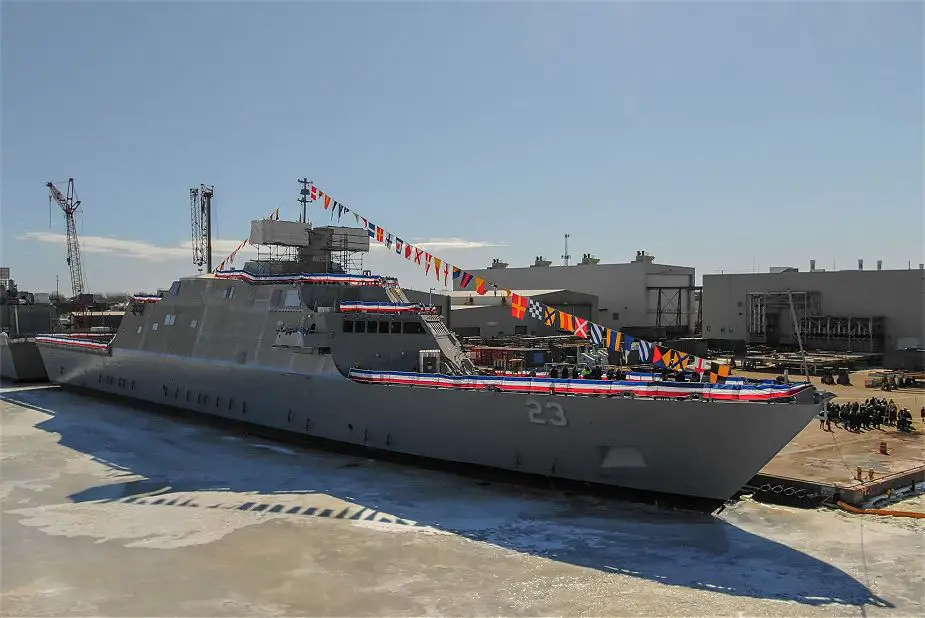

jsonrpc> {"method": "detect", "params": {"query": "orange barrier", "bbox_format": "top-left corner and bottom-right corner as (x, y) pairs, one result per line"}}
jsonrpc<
(836, 500), (925, 519)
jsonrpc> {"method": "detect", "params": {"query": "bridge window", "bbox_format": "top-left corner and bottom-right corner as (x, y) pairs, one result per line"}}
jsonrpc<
(284, 289), (300, 307)
(169, 281), (182, 296)
(343, 320), (354, 333)
(354, 321), (367, 333)
(402, 321), (425, 334)
(377, 321), (390, 333)
(390, 322), (402, 334)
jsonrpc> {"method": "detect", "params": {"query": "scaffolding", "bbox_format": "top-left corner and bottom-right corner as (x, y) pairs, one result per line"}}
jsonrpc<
(649, 285), (700, 335)
(321, 228), (366, 275)
(801, 315), (885, 352)
(746, 290), (822, 346)
(746, 289), (883, 352)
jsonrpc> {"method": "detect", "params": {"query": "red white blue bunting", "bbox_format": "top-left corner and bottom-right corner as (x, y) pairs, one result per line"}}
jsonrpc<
(339, 301), (439, 314)
(214, 270), (391, 286)
(348, 369), (810, 402)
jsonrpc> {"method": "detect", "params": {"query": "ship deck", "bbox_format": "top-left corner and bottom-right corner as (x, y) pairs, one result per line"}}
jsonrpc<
(744, 369), (925, 505)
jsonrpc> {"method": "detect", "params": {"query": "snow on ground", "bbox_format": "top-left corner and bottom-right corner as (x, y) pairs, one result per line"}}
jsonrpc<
(1, 383), (922, 616)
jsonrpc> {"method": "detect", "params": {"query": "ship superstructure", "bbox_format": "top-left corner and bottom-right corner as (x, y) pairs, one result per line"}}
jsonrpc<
(35, 216), (829, 501)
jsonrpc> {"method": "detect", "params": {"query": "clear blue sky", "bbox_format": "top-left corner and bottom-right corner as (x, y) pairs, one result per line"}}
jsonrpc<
(2, 1), (922, 295)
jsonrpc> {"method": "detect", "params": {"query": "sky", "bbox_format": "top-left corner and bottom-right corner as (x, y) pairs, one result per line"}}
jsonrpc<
(2, 0), (923, 295)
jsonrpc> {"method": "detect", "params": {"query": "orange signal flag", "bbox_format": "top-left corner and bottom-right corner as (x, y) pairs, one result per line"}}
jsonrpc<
(475, 277), (487, 295)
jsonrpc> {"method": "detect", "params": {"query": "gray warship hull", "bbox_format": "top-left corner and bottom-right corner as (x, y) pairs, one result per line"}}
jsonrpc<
(1, 336), (48, 382)
(2, 302), (56, 381)
(34, 217), (826, 502)
(37, 330), (821, 501)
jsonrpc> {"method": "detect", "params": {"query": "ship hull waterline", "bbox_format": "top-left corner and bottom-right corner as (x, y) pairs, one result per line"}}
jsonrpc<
(36, 344), (822, 502)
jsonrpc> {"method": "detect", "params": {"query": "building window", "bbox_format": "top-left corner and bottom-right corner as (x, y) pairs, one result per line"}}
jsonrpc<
(612, 312), (620, 320)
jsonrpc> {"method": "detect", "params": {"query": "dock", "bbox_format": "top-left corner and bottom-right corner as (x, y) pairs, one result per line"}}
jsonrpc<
(742, 369), (925, 506)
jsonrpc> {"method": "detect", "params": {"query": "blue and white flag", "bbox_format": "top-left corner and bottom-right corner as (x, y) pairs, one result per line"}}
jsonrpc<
(589, 322), (604, 346)
(637, 339), (653, 363)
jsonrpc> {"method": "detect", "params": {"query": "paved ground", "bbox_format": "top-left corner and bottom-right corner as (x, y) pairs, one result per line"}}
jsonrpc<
(741, 369), (925, 488)
(1, 384), (923, 616)
(758, 419), (924, 488)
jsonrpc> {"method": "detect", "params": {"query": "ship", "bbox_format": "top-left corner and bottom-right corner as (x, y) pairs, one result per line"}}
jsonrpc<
(1, 280), (57, 381)
(34, 217), (830, 501)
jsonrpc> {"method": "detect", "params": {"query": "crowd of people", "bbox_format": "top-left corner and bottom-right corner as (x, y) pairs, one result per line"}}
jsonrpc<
(821, 397), (918, 433)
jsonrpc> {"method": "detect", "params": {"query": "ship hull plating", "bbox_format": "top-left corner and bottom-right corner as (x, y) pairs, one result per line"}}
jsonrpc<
(37, 344), (820, 500)
(1, 337), (48, 382)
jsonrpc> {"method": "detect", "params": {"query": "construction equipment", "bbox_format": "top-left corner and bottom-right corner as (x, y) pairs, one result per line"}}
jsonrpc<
(190, 184), (214, 273)
(46, 178), (85, 298)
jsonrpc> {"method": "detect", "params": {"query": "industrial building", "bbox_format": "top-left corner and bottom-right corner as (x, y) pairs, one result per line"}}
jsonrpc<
(702, 262), (925, 356)
(454, 251), (697, 337)
(448, 289), (598, 338)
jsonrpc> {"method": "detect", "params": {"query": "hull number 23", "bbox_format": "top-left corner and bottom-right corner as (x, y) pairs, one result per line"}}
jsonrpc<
(526, 399), (567, 427)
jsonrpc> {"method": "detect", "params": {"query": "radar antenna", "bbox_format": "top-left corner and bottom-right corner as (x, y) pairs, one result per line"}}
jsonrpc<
(46, 178), (86, 297)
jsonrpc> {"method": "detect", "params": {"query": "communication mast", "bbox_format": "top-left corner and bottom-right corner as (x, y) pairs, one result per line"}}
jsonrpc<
(562, 233), (571, 266)
(46, 178), (86, 297)
(190, 184), (214, 273)
(298, 177), (312, 223)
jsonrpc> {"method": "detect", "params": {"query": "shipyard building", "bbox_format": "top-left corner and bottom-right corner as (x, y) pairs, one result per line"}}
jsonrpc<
(702, 262), (925, 360)
(450, 251), (697, 338)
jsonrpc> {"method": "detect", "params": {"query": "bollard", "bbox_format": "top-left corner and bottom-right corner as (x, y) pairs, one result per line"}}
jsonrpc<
(880, 441), (888, 455)
(856, 467), (863, 482)
(868, 469), (875, 482)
